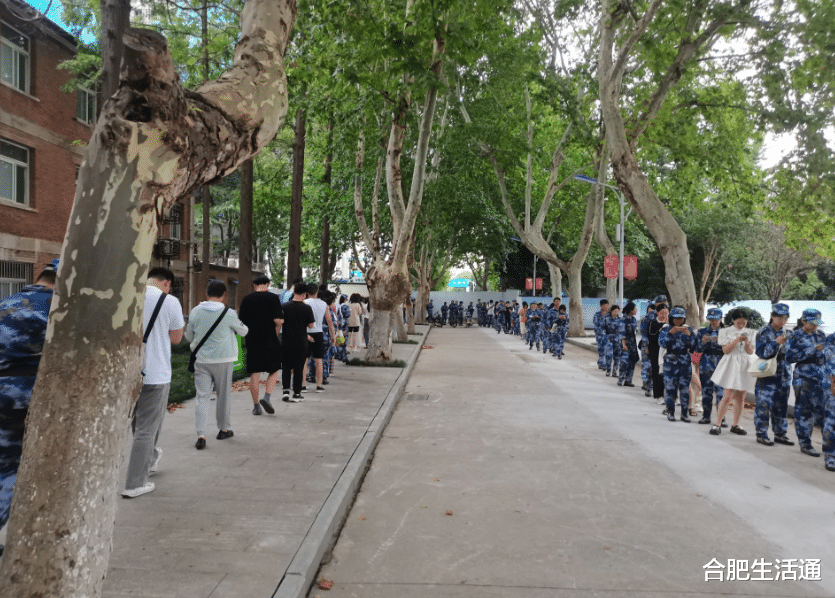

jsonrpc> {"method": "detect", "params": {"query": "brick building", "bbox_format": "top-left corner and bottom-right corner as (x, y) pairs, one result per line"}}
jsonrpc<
(0, 0), (89, 296)
(0, 1), (264, 312)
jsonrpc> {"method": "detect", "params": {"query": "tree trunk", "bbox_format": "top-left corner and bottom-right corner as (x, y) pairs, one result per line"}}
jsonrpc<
(415, 281), (429, 325)
(566, 263), (585, 337)
(319, 119), (334, 287)
(287, 101), (306, 284)
(393, 303), (408, 340)
(100, 0), (130, 102)
(364, 262), (412, 362)
(0, 3), (296, 594)
(238, 158), (253, 307)
(547, 262), (562, 298)
(406, 299), (415, 334)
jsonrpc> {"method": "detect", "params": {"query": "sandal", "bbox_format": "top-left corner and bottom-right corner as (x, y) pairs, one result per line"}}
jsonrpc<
(709, 425), (721, 436)
(730, 425), (747, 436)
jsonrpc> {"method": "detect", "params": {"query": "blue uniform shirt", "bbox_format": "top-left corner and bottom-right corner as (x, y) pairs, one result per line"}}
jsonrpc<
(755, 325), (791, 379)
(659, 325), (697, 357)
(0, 284), (54, 411)
(786, 328), (827, 383)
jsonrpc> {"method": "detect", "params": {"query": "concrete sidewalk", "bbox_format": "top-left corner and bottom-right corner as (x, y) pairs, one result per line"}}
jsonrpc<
(310, 326), (834, 597)
(99, 327), (428, 598)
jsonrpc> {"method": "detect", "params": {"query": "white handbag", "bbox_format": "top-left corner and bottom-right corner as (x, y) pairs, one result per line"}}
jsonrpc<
(748, 342), (781, 378)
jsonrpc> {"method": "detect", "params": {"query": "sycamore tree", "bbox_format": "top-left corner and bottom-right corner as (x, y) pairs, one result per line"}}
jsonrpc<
(0, 2), (296, 596)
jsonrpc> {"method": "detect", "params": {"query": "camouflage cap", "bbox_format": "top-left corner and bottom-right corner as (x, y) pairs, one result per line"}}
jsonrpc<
(670, 307), (686, 319)
(706, 308), (723, 320)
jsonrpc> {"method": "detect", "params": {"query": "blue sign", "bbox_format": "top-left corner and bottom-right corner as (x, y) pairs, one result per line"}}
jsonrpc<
(448, 278), (470, 288)
(351, 271), (364, 280)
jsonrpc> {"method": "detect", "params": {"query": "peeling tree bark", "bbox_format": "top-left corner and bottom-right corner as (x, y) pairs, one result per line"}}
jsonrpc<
(0, 2), (296, 595)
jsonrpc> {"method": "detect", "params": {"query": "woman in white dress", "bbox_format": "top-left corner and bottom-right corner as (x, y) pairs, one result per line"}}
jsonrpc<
(709, 308), (756, 436)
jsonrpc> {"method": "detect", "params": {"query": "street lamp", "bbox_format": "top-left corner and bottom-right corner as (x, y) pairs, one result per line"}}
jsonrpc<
(573, 174), (632, 309)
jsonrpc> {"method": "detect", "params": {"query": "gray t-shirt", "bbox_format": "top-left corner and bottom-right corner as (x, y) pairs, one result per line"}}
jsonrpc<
(304, 298), (327, 333)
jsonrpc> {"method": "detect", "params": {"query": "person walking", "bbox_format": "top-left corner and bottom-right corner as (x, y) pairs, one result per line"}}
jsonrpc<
(822, 330), (835, 471)
(709, 308), (756, 436)
(696, 308), (725, 425)
(186, 281), (248, 450)
(304, 284), (336, 393)
(347, 294), (363, 351)
(618, 302), (639, 386)
(659, 306), (697, 421)
(753, 303), (794, 447)
(281, 282), (315, 401)
(785, 308), (827, 456)
(238, 275), (283, 416)
(0, 259), (58, 549)
(122, 267), (184, 498)
(554, 303), (569, 359)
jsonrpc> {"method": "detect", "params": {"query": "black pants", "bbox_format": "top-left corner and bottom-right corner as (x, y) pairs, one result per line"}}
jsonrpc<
(650, 351), (664, 399)
(281, 351), (307, 394)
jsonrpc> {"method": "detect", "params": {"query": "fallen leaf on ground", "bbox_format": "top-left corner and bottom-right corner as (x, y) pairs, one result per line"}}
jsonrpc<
(434, 478), (440, 482)
(358, 516), (366, 521)
(422, 345), (434, 349)
(317, 577), (334, 590)
(166, 403), (185, 413)
(445, 510), (453, 516)
(604, 546), (611, 550)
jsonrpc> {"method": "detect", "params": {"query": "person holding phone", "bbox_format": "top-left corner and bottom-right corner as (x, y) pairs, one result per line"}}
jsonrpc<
(753, 303), (794, 446)
(709, 308), (756, 436)
(786, 308), (827, 457)
(659, 306), (697, 421)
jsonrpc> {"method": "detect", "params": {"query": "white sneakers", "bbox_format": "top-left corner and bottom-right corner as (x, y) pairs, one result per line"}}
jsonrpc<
(149, 447), (163, 475)
(121, 482), (155, 498)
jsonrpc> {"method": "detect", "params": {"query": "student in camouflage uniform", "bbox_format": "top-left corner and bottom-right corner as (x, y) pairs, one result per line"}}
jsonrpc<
(659, 306), (697, 422)
(554, 303), (569, 358)
(440, 302), (448, 325)
(426, 299), (434, 322)
(527, 303), (542, 350)
(786, 308), (827, 457)
(822, 331), (835, 472)
(618, 302), (639, 386)
(753, 304), (794, 446)
(603, 305), (621, 377)
(696, 308), (725, 425)
(640, 304), (656, 395)
(593, 300), (610, 371)
(0, 260), (58, 549)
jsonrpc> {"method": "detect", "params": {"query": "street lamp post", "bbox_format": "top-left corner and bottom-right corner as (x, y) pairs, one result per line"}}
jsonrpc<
(573, 174), (632, 308)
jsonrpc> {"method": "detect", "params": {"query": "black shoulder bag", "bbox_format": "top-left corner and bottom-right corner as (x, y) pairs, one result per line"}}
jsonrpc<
(188, 307), (230, 373)
(141, 293), (167, 377)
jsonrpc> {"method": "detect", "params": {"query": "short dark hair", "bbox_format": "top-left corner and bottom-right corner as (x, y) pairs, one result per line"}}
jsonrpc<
(307, 283), (318, 296)
(293, 282), (308, 295)
(252, 274), (270, 286)
(207, 280), (226, 298)
(148, 267), (175, 283)
(600, 299), (609, 306)
(36, 269), (56, 285)
(610, 304), (620, 312)
(623, 301), (636, 315)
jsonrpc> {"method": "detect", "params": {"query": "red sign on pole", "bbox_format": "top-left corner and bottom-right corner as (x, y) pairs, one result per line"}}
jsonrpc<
(604, 255), (619, 279)
(535, 277), (543, 290)
(525, 278), (533, 290)
(624, 255), (638, 280)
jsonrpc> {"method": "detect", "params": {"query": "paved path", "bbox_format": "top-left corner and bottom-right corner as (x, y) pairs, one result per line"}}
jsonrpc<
(310, 327), (834, 597)
(98, 330), (427, 598)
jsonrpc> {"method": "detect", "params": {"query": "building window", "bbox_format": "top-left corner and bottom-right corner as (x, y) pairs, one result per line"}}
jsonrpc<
(76, 87), (96, 124)
(171, 277), (184, 303)
(1, 23), (29, 94)
(0, 140), (29, 205)
(0, 260), (33, 298)
(165, 204), (183, 240)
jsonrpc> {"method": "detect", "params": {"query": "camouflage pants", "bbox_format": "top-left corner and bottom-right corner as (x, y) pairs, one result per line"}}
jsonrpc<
(754, 375), (790, 439)
(641, 345), (652, 387)
(0, 408), (26, 528)
(663, 359), (691, 417)
(793, 377), (824, 448)
(821, 391), (835, 467)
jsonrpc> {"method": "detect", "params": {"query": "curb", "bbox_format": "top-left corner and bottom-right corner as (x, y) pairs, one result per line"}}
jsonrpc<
(566, 338), (796, 419)
(272, 326), (430, 598)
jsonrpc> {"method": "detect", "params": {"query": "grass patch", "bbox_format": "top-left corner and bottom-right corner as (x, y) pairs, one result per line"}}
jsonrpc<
(347, 357), (407, 368)
(168, 339), (249, 405)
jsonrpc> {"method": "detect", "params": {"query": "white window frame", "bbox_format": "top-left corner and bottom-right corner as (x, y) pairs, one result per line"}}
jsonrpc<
(0, 139), (30, 206)
(76, 86), (96, 125)
(1, 22), (30, 94)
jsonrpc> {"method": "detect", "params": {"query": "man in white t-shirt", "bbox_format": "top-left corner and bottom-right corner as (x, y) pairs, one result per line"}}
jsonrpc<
(304, 283), (336, 392)
(122, 267), (185, 498)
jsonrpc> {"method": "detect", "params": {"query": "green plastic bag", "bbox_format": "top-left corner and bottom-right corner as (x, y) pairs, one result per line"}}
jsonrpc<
(233, 334), (245, 372)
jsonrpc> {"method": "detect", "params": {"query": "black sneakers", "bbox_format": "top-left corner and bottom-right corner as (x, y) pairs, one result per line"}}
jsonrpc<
(774, 435), (795, 446)
(217, 430), (234, 440)
(756, 436), (774, 446)
(730, 426), (747, 436)
(195, 437), (207, 449)
(801, 446), (821, 457)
